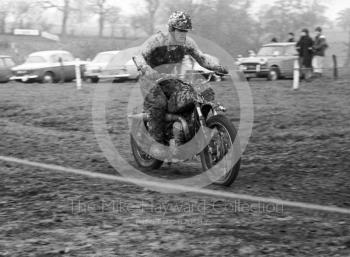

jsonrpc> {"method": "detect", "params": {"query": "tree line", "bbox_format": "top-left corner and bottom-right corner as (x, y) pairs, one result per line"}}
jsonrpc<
(0, 0), (349, 64)
(0, 0), (120, 37)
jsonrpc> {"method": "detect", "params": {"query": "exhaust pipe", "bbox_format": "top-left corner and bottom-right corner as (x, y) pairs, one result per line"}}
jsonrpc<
(127, 113), (150, 121)
(128, 113), (190, 141)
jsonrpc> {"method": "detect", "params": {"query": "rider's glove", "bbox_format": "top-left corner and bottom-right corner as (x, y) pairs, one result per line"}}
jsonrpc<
(216, 65), (229, 75)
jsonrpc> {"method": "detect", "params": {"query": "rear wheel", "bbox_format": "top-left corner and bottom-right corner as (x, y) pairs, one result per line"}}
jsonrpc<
(267, 67), (280, 81)
(201, 115), (241, 186)
(42, 72), (55, 83)
(130, 135), (163, 170)
(113, 77), (128, 83)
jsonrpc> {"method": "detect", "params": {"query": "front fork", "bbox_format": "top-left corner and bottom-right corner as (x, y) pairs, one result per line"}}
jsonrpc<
(196, 103), (213, 171)
(196, 103), (217, 152)
(195, 103), (217, 133)
(195, 103), (206, 128)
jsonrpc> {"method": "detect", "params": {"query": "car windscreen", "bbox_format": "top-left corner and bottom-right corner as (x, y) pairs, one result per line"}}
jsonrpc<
(105, 47), (140, 70)
(257, 46), (284, 56)
(4, 58), (15, 66)
(62, 53), (74, 62)
(93, 53), (115, 63)
(26, 56), (46, 63)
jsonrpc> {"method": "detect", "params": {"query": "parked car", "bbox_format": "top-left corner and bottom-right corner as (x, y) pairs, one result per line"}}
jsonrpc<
(11, 50), (85, 83)
(236, 42), (298, 80)
(0, 55), (16, 83)
(98, 47), (140, 82)
(181, 55), (222, 82)
(85, 51), (120, 83)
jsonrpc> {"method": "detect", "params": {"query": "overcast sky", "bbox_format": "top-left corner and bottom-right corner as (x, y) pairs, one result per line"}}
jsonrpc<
(118, 0), (350, 20)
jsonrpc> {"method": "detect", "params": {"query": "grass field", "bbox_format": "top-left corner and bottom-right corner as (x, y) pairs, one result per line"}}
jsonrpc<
(0, 77), (349, 256)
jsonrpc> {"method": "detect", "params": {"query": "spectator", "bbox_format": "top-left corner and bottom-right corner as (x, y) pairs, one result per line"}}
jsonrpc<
(312, 26), (328, 78)
(287, 32), (295, 42)
(296, 28), (314, 81)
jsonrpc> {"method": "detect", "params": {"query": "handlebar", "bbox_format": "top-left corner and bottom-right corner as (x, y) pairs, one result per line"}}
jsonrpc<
(131, 55), (227, 84)
(156, 72), (213, 85)
(214, 71), (227, 77)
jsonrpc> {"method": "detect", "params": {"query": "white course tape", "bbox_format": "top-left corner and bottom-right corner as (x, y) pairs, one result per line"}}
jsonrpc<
(0, 155), (349, 215)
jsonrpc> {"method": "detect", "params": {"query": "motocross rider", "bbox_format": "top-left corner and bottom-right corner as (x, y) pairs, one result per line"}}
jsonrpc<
(138, 11), (228, 159)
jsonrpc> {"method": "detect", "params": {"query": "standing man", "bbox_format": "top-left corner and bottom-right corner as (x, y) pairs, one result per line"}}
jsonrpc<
(296, 29), (314, 81)
(287, 32), (295, 42)
(312, 26), (328, 78)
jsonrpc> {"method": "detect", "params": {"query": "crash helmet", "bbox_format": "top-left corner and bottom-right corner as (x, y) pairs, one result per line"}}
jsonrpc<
(168, 11), (192, 32)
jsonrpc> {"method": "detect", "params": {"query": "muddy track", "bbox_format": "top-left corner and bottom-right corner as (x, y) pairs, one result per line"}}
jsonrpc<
(0, 79), (349, 256)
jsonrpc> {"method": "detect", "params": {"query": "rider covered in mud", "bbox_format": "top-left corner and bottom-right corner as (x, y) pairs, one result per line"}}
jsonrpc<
(138, 11), (228, 159)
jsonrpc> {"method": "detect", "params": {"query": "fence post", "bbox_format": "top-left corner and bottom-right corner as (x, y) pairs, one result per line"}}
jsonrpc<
(332, 54), (338, 80)
(293, 58), (300, 90)
(75, 58), (82, 90)
(59, 57), (64, 84)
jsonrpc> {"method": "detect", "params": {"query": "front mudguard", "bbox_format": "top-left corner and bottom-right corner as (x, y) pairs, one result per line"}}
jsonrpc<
(201, 104), (214, 120)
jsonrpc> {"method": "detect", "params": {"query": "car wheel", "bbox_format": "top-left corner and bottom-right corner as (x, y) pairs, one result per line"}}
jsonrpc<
(267, 67), (280, 81)
(42, 72), (55, 83)
(90, 77), (99, 83)
(113, 78), (127, 83)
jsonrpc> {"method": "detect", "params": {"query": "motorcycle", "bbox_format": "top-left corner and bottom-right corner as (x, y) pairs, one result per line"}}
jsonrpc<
(128, 57), (241, 186)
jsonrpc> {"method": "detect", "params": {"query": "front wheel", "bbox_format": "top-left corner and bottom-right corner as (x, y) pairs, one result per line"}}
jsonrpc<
(90, 77), (99, 83)
(130, 135), (163, 170)
(201, 115), (241, 186)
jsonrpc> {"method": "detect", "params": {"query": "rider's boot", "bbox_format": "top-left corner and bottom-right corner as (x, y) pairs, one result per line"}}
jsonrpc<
(170, 121), (183, 161)
(149, 143), (168, 161)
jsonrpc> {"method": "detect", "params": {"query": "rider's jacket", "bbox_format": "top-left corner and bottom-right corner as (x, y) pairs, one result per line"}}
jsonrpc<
(140, 31), (228, 77)
(138, 31), (227, 143)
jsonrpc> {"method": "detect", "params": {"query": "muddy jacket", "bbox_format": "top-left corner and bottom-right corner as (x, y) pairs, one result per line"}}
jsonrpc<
(138, 31), (227, 143)
(296, 35), (314, 68)
(139, 31), (227, 80)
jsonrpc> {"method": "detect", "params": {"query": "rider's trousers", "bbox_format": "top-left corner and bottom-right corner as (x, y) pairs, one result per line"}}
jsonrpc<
(140, 77), (196, 144)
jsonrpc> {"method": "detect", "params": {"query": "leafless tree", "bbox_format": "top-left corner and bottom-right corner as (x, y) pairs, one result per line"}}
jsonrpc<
(75, 0), (89, 23)
(105, 6), (120, 37)
(38, 19), (54, 32)
(11, 1), (41, 29)
(38, 0), (77, 36)
(87, 0), (111, 37)
(131, 0), (160, 36)
(145, 0), (159, 35)
(163, 0), (201, 16)
(0, 0), (12, 33)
